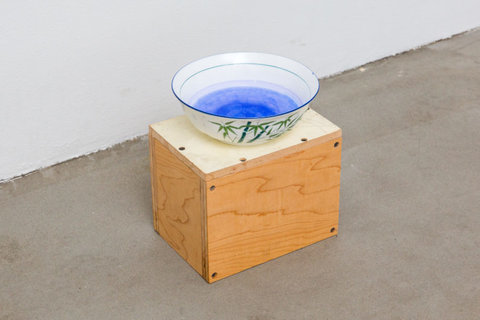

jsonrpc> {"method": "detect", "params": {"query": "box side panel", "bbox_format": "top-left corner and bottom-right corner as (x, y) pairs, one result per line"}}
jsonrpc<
(150, 132), (205, 275)
(206, 137), (341, 282)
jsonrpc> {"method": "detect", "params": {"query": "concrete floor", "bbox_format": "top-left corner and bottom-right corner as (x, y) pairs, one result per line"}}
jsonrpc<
(1, 29), (480, 319)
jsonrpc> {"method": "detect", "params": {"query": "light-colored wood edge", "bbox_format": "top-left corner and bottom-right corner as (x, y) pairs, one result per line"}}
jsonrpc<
(149, 128), (158, 229)
(200, 180), (209, 281)
(204, 128), (342, 181)
(151, 124), (342, 182)
(149, 125), (208, 180)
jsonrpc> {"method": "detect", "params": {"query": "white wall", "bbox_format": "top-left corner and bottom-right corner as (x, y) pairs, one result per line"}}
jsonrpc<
(1, 0), (479, 181)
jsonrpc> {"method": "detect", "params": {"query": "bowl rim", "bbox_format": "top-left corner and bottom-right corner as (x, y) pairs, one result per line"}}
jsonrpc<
(171, 52), (320, 120)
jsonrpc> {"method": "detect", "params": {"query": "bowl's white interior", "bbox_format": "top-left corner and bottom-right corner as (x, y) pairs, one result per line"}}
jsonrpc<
(172, 53), (319, 109)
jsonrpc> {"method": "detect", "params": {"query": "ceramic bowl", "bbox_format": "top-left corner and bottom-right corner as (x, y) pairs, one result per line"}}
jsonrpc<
(171, 52), (319, 145)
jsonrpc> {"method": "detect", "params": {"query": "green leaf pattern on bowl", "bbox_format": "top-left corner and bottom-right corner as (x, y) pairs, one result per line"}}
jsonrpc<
(209, 111), (304, 144)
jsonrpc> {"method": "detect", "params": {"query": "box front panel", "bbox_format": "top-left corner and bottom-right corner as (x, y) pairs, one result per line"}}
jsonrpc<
(205, 138), (341, 282)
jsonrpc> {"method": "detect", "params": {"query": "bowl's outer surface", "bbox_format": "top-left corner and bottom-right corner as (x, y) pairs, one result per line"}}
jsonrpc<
(182, 104), (309, 145)
(172, 52), (319, 146)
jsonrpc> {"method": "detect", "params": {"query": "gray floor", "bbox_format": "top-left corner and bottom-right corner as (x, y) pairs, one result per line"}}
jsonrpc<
(1, 29), (480, 320)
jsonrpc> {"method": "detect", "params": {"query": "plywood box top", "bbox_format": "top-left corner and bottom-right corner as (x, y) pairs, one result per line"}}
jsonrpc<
(149, 109), (341, 181)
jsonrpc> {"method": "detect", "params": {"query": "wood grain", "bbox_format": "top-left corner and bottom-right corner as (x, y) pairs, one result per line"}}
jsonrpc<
(150, 129), (205, 275)
(205, 138), (342, 282)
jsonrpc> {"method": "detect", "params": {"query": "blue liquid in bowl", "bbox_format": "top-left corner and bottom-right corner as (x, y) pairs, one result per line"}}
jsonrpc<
(193, 86), (299, 118)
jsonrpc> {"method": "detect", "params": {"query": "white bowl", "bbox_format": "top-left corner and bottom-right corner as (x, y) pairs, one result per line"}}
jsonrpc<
(171, 52), (319, 145)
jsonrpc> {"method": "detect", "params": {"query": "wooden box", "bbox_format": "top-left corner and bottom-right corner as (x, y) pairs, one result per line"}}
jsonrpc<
(149, 109), (342, 283)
